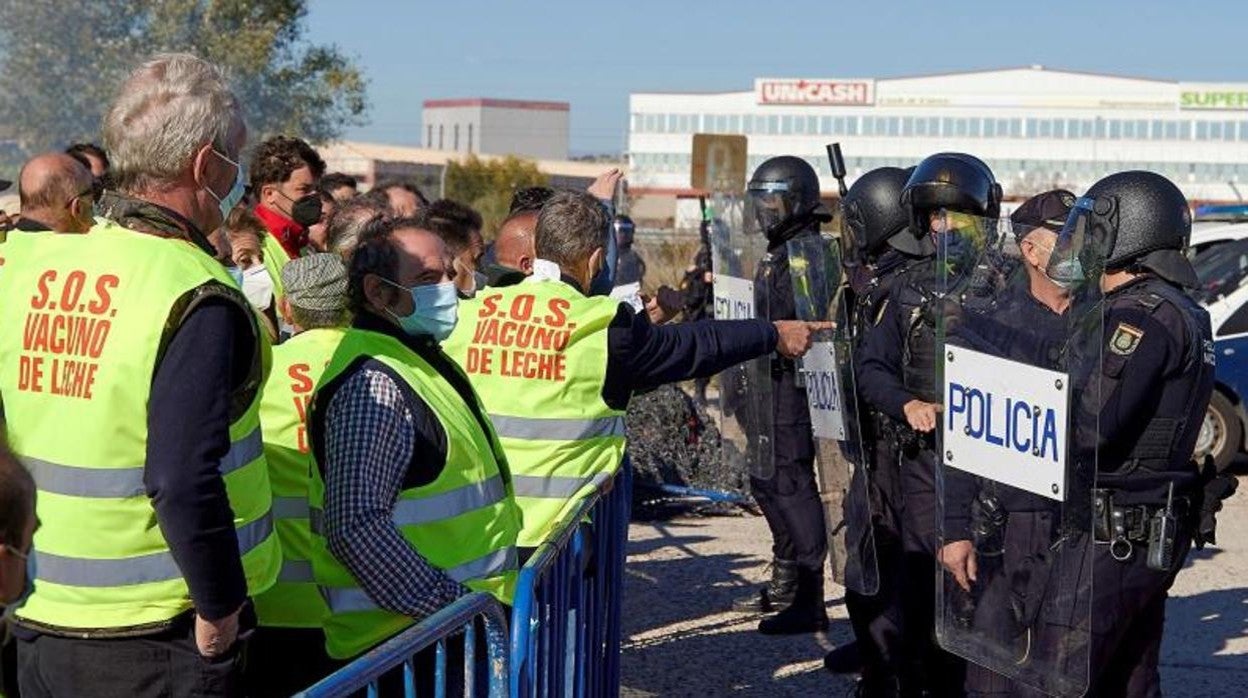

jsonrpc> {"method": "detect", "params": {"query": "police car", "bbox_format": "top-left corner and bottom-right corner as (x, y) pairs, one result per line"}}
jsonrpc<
(1189, 208), (1248, 267)
(1195, 234), (1248, 469)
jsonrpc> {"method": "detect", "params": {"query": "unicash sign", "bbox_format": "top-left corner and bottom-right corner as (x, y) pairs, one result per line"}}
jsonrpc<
(754, 78), (875, 106)
(942, 346), (1070, 501)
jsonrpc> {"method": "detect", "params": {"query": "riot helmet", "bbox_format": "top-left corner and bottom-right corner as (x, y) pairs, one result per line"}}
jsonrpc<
(613, 215), (636, 249)
(900, 152), (1002, 237)
(746, 155), (830, 246)
(1050, 170), (1196, 288)
(841, 166), (927, 261)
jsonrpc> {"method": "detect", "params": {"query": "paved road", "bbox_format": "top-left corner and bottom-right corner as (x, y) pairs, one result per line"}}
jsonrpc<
(620, 473), (1248, 697)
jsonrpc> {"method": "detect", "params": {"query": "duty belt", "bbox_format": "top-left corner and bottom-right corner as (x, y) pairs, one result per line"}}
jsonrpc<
(1093, 488), (1189, 561)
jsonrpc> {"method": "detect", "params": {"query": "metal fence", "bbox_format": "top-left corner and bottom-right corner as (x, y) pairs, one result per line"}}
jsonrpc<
(509, 462), (632, 698)
(293, 462), (632, 697)
(295, 592), (510, 698)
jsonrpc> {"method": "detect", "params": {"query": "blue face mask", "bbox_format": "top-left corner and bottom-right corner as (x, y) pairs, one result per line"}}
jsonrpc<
(204, 149), (245, 222)
(382, 279), (460, 341)
(2, 545), (34, 618)
(225, 265), (245, 287)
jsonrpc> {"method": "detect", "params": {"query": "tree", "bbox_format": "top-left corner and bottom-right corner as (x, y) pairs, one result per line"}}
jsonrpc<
(0, 0), (367, 165)
(444, 155), (549, 237)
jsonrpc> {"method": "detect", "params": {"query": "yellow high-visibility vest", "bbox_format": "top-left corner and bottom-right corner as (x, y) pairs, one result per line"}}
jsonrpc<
(0, 220), (279, 630)
(254, 327), (347, 628)
(443, 278), (626, 547)
(307, 327), (521, 659)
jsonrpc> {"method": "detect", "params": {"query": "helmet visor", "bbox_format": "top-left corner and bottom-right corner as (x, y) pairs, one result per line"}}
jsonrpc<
(1047, 195), (1116, 286)
(747, 181), (797, 236)
(839, 199), (864, 262)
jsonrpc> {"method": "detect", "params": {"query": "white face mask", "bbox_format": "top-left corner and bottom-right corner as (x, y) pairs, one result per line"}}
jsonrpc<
(241, 264), (276, 310)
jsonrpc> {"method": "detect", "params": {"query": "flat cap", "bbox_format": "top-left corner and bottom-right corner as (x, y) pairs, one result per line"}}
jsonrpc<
(1011, 189), (1076, 241)
(281, 252), (348, 311)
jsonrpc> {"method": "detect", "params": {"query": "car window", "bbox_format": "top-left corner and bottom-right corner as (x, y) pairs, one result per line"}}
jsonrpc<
(1195, 239), (1248, 303)
(1218, 299), (1248, 338)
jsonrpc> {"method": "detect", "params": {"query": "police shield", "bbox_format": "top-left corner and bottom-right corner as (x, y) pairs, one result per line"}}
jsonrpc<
(788, 232), (878, 596)
(709, 193), (775, 481)
(932, 209), (1103, 696)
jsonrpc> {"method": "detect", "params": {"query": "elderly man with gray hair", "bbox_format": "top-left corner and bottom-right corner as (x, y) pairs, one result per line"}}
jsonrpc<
(0, 53), (278, 698)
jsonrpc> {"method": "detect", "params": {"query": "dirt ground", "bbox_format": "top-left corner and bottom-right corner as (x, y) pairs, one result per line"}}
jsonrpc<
(619, 474), (1248, 697)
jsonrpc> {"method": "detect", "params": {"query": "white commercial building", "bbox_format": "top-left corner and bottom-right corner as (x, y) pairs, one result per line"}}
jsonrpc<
(628, 67), (1248, 209)
(422, 98), (570, 160)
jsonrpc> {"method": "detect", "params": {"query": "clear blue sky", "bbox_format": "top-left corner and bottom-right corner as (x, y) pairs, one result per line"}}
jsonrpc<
(305, 0), (1247, 156)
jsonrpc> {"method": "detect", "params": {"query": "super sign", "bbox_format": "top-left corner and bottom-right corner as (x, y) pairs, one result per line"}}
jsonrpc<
(942, 346), (1070, 501)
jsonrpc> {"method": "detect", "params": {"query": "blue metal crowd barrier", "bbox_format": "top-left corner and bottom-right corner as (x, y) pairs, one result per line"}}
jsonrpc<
(510, 462), (633, 698)
(295, 592), (510, 698)
(292, 461), (631, 698)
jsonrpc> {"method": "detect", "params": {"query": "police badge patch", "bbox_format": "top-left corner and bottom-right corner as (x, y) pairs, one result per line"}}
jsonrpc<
(1109, 323), (1144, 355)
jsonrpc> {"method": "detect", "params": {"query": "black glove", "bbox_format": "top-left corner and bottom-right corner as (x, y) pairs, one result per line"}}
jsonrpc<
(1197, 473), (1239, 548)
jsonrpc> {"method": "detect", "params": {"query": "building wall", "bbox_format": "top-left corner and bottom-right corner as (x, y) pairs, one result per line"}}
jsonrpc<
(627, 68), (1248, 203)
(421, 101), (569, 160)
(422, 106), (482, 152)
(479, 106), (568, 160)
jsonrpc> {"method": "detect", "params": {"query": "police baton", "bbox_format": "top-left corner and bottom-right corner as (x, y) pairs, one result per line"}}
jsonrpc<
(826, 143), (848, 197)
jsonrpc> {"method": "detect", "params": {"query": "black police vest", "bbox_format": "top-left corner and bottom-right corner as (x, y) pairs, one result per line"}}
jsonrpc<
(852, 258), (919, 347)
(1106, 279), (1214, 475)
(895, 264), (942, 403)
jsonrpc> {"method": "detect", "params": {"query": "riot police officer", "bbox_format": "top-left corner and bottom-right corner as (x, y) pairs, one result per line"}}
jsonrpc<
(1072, 171), (1214, 694)
(936, 190), (1081, 697)
(824, 166), (932, 689)
(613, 215), (646, 287)
(855, 152), (1002, 694)
(732, 156), (832, 635)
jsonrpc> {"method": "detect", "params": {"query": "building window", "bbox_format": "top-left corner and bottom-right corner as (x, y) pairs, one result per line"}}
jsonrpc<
(781, 115), (793, 135)
(983, 119), (996, 138)
(453, 124), (459, 150)
(438, 125), (444, 149)
(888, 117), (900, 137)
(767, 115), (779, 134)
(968, 118), (981, 137)
(1164, 121), (1179, 140)
(426, 125), (433, 147)
(903, 117), (916, 136)
(467, 124), (473, 153)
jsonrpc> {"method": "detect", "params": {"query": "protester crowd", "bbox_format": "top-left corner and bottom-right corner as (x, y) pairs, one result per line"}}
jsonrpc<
(0, 53), (829, 698)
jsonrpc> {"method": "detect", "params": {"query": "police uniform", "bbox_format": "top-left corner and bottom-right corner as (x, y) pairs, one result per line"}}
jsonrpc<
(728, 155), (833, 635)
(754, 241), (829, 581)
(855, 255), (968, 692)
(839, 247), (930, 685)
(1084, 274), (1213, 695)
(943, 282), (1072, 698)
(857, 153), (1006, 694)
